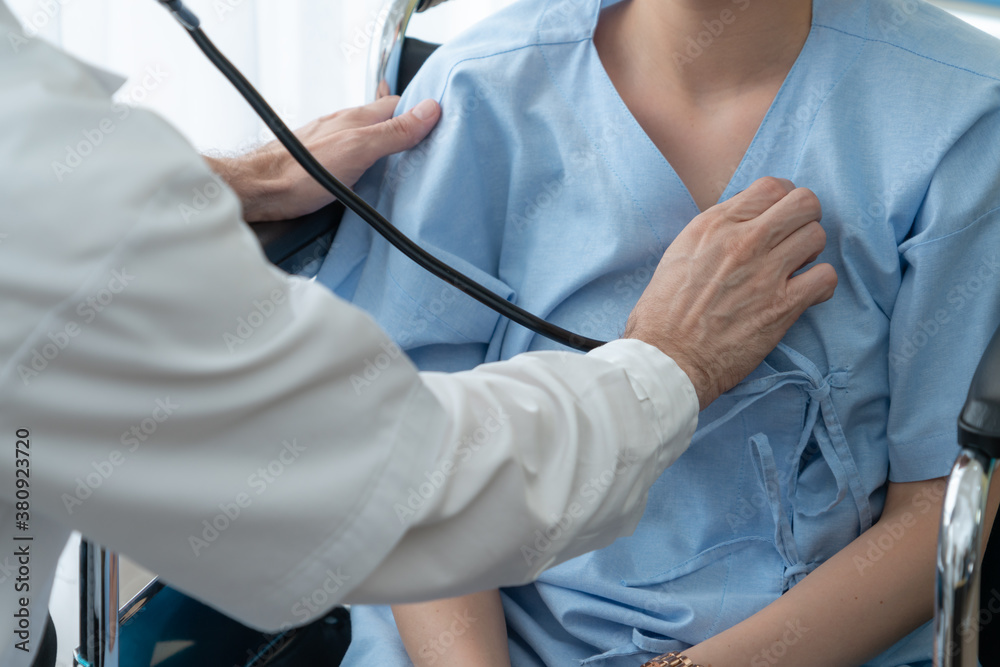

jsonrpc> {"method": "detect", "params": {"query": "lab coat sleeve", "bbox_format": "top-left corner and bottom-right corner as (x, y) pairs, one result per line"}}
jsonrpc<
(0, 29), (698, 632)
(347, 339), (699, 604)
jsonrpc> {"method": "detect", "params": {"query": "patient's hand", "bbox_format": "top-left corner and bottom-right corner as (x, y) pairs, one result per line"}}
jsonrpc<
(204, 95), (441, 223)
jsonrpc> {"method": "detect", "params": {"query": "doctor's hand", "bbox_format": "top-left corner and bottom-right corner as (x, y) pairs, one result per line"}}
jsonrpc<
(624, 177), (837, 411)
(204, 96), (441, 223)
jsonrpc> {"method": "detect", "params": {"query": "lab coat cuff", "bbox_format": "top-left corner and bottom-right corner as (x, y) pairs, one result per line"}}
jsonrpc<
(588, 339), (700, 460)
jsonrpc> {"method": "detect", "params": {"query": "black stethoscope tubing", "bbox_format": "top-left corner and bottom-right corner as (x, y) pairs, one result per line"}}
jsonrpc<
(157, 0), (607, 352)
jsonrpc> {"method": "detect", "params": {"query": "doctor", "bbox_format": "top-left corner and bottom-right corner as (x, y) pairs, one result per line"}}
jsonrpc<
(0, 1), (835, 663)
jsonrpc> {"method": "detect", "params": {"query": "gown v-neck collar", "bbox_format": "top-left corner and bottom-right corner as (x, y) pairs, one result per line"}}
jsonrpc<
(547, 0), (862, 233)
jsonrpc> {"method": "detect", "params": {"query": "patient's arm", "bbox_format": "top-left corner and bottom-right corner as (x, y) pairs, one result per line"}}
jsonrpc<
(393, 476), (999, 667)
(683, 475), (1000, 667)
(393, 590), (511, 667)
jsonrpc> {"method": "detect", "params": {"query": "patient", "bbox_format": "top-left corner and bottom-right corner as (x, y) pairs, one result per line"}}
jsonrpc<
(316, 0), (1000, 664)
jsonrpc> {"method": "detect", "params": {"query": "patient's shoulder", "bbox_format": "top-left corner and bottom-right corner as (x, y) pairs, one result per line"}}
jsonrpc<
(860, 0), (1000, 83)
(404, 0), (594, 103)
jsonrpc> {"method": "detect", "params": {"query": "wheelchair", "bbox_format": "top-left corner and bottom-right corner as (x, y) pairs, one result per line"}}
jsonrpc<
(62, 0), (1000, 663)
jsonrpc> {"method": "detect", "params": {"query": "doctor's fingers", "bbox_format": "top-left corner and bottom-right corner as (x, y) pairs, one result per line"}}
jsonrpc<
(349, 98), (442, 165)
(285, 97), (402, 158)
(293, 98), (440, 190)
(717, 176), (797, 222)
(319, 95), (401, 129)
(745, 185), (823, 252)
(785, 262), (839, 315)
(769, 219), (827, 278)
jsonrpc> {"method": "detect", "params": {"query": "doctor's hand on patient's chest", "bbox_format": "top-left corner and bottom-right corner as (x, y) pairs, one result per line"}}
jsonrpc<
(202, 95), (441, 223)
(624, 177), (838, 411)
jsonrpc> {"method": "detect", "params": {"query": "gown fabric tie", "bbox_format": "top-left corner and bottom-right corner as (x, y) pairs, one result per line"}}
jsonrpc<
(691, 344), (872, 591)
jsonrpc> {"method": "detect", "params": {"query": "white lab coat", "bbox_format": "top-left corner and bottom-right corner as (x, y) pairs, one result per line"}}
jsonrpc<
(0, 3), (698, 664)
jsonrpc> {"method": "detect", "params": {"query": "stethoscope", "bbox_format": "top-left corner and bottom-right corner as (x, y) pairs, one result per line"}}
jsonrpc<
(155, 0), (606, 352)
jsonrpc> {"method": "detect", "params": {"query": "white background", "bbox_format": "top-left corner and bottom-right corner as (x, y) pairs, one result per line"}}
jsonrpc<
(3, 0), (998, 153)
(4, 0), (519, 153)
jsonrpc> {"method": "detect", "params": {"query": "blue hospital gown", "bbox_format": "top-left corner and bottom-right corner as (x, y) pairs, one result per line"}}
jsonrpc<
(317, 0), (1000, 664)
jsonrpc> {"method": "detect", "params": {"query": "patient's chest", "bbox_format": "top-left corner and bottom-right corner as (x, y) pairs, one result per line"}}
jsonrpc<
(612, 87), (783, 213)
(590, 0), (806, 213)
(496, 101), (901, 571)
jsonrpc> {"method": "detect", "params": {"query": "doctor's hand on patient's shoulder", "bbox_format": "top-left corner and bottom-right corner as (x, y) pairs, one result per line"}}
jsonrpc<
(624, 177), (837, 411)
(203, 95), (441, 223)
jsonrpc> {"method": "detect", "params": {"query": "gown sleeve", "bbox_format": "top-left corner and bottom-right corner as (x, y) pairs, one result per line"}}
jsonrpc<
(887, 104), (1000, 483)
(316, 48), (519, 371)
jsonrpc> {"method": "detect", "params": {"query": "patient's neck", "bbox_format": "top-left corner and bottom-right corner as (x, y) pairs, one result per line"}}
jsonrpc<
(595, 0), (812, 104)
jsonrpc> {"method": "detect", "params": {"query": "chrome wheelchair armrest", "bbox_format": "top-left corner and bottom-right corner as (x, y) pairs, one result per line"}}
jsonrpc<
(261, 0), (439, 268)
(935, 324), (1000, 666)
(73, 544), (118, 667)
(367, 0), (422, 102)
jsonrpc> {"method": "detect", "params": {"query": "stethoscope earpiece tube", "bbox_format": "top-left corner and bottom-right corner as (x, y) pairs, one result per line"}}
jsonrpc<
(157, 0), (200, 30)
(416, 0), (449, 12)
(155, 1), (606, 352)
